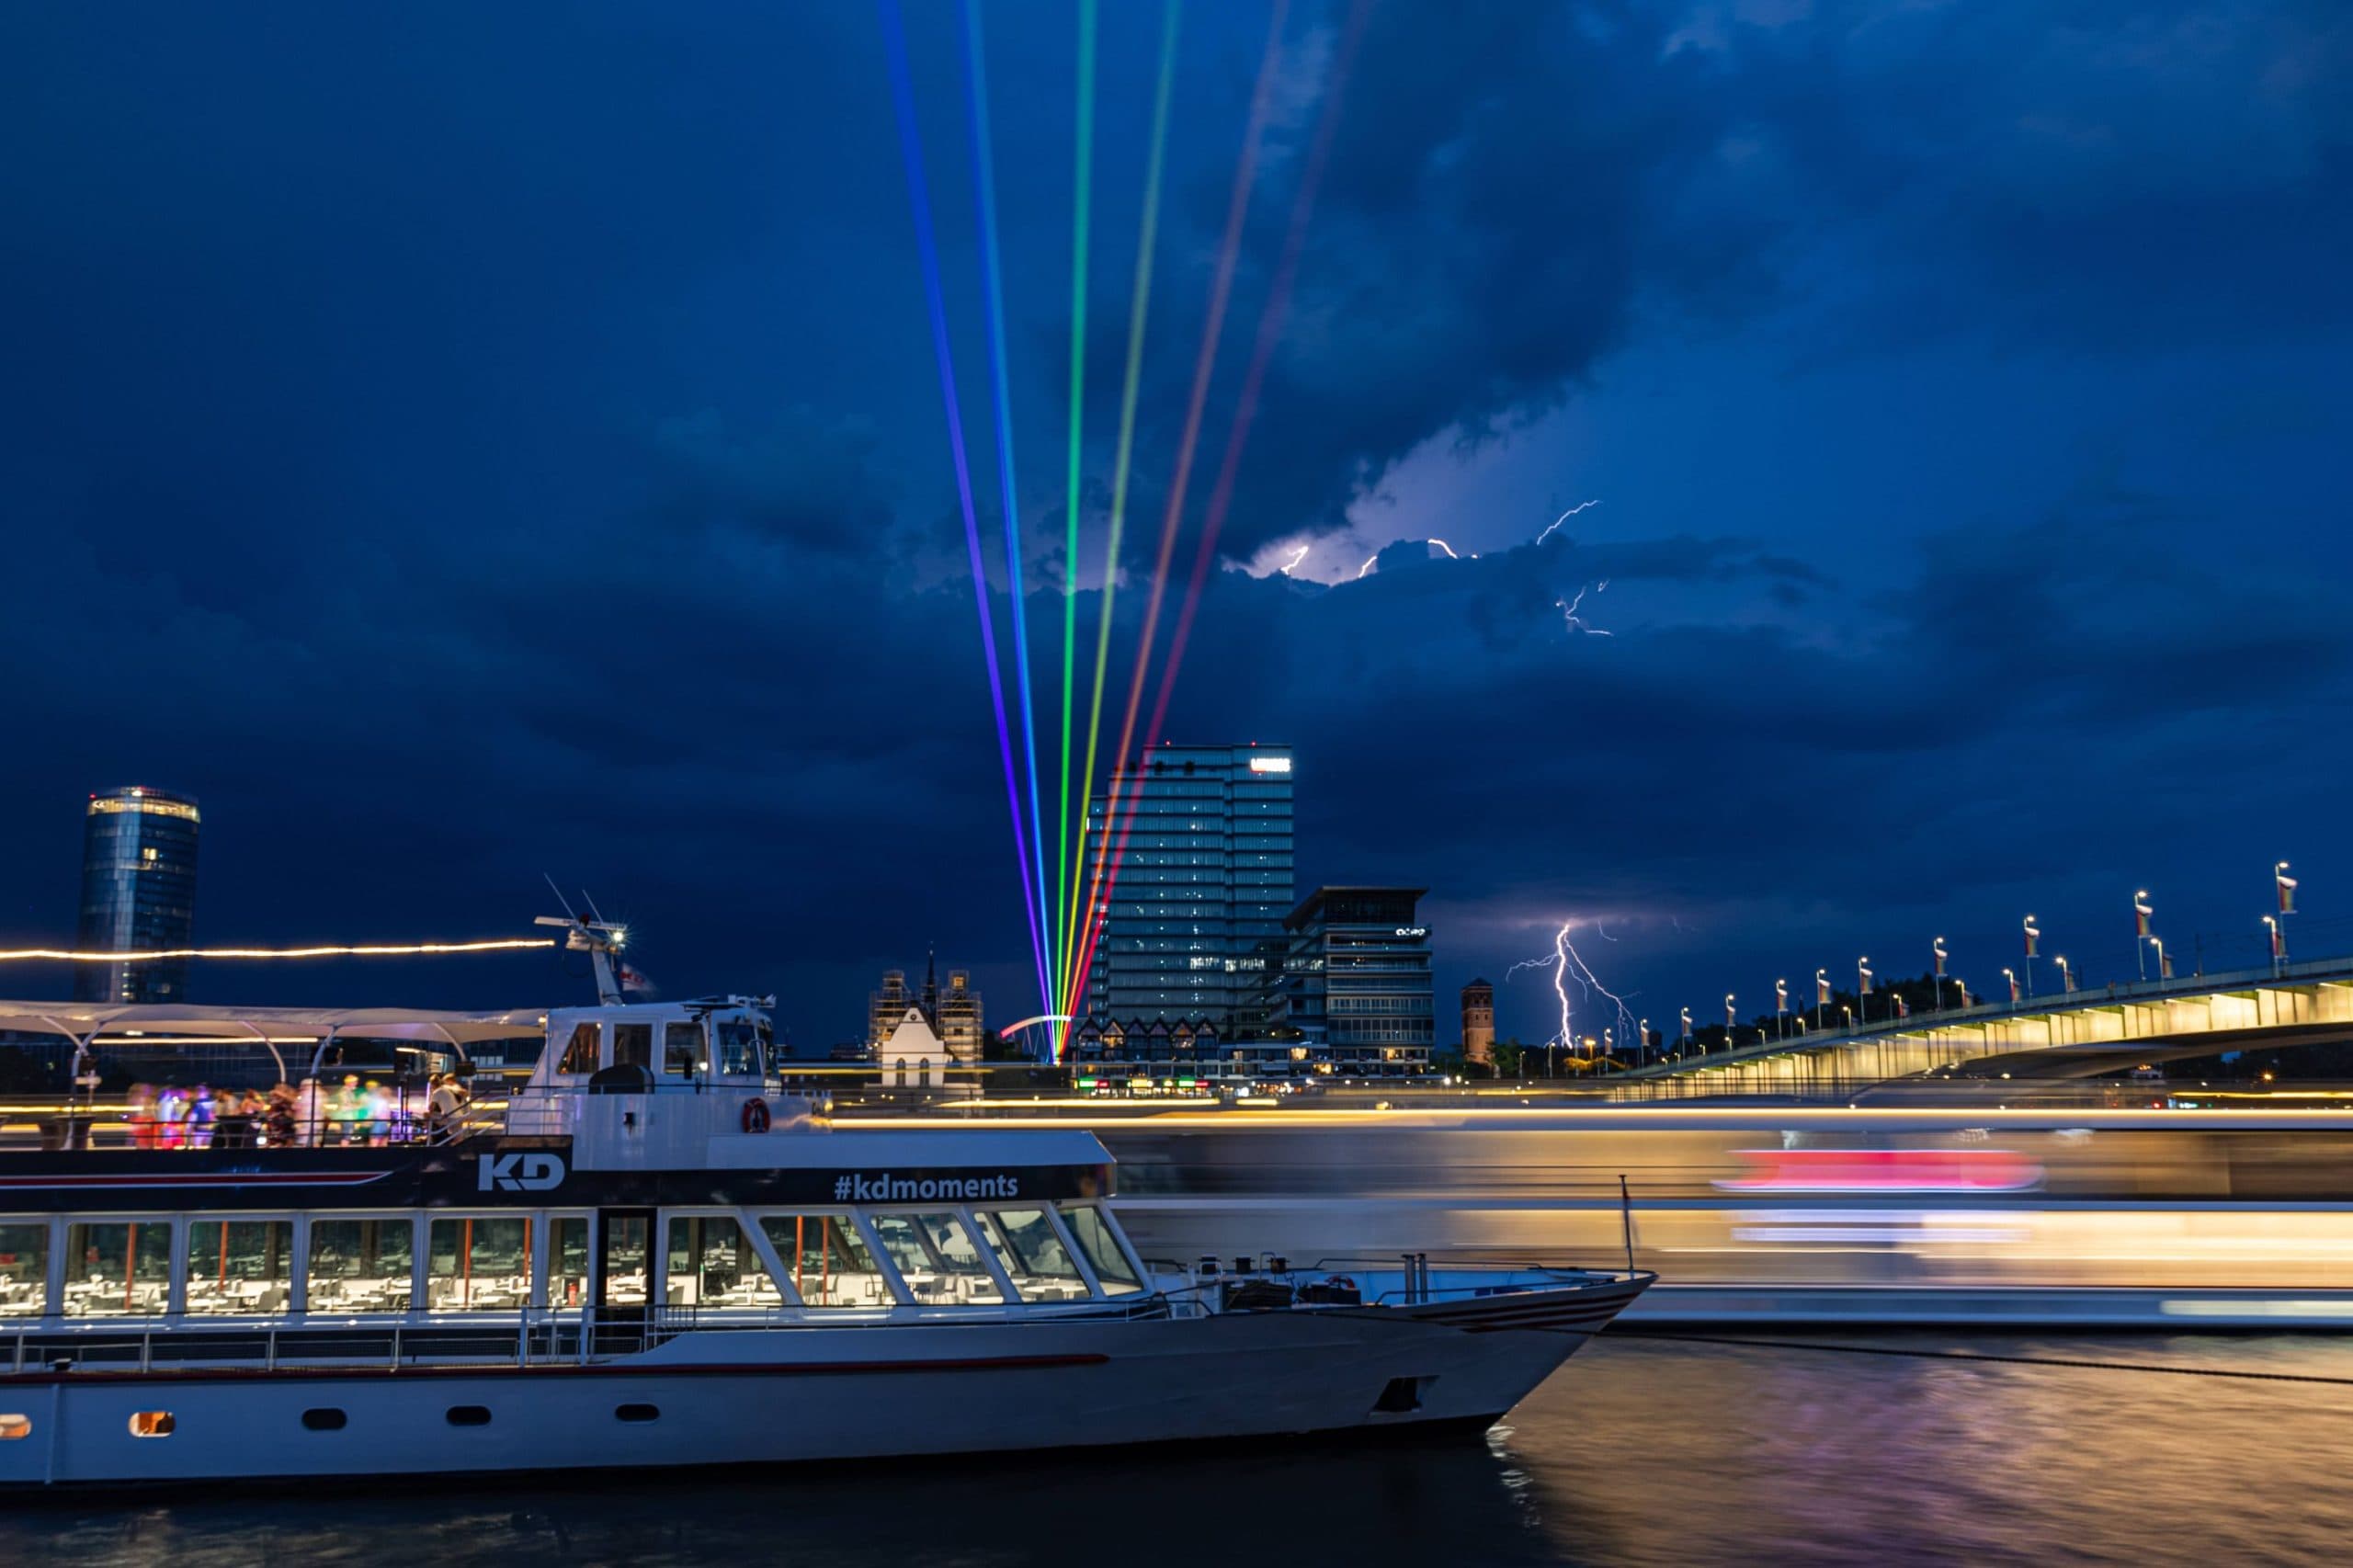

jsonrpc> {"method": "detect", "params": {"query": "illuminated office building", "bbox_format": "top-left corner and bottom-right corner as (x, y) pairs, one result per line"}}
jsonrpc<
(74, 786), (201, 1004)
(1270, 886), (1435, 1070)
(1082, 744), (1294, 1032)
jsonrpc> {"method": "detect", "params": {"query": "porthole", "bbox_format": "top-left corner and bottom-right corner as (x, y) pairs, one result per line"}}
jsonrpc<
(0, 1414), (29, 1440)
(130, 1411), (176, 1437)
(446, 1405), (492, 1427)
(301, 1408), (347, 1431)
(615, 1403), (660, 1423)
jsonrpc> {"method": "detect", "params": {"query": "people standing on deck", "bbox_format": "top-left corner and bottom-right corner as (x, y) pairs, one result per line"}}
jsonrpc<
(126, 1083), (159, 1150)
(185, 1084), (216, 1149)
(329, 1074), (364, 1145)
(426, 1073), (467, 1142)
(154, 1085), (188, 1149)
(362, 1080), (392, 1146)
(265, 1083), (298, 1148)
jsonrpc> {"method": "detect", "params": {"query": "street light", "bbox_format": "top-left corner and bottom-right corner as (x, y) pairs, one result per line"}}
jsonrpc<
(1638, 1017), (1650, 1062)
(2263, 915), (2283, 976)
(1724, 993), (1737, 1050)
(2056, 954), (2075, 993)
(2134, 891), (2154, 982)
(2022, 915), (2040, 997)
(2150, 937), (2171, 981)
(1932, 937), (1949, 1010)
(1680, 1006), (1694, 1056)
(1858, 957), (1873, 1022)
(1775, 978), (1789, 1039)
(2003, 965), (2018, 1005)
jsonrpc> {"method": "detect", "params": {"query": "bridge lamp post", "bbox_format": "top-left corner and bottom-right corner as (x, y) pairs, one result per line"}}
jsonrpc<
(2135, 891), (2154, 982)
(2056, 955), (2075, 994)
(2003, 966), (2018, 1005)
(1815, 968), (1829, 1030)
(2022, 915), (2040, 997)
(2264, 915), (2283, 977)
(1775, 978), (1789, 1040)
(1858, 957), (1873, 1021)
(1680, 1006), (1694, 1056)
(1724, 994), (1737, 1050)
(1932, 937), (1949, 1010)
(1840, 1005), (1853, 1033)
(1638, 1017), (1650, 1063)
(2150, 937), (2172, 981)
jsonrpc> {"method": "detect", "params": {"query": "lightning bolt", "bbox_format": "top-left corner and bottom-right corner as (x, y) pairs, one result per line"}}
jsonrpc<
(1557, 579), (1613, 635)
(1506, 919), (1641, 1053)
(1536, 498), (1600, 544)
(1427, 538), (1460, 559)
(1276, 543), (1310, 574)
(1356, 554), (1378, 579)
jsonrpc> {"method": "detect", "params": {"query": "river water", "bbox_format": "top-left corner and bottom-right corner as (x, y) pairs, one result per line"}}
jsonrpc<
(9, 1333), (2353, 1566)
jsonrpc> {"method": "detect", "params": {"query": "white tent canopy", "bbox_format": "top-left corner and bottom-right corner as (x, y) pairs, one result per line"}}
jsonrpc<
(0, 1000), (549, 1079)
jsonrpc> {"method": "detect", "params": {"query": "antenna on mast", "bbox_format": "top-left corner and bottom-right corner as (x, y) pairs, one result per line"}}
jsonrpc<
(536, 878), (629, 1006)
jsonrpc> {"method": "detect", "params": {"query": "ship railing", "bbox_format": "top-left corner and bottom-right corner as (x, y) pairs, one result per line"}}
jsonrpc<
(1308, 1255), (1651, 1307)
(5, 1295), (1180, 1376)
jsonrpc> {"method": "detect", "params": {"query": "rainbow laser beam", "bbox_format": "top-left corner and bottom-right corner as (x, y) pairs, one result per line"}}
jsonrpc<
(961, 0), (1056, 1002)
(1069, 0), (1290, 1020)
(879, 0), (1050, 1007)
(1077, 2), (1368, 1010)
(1051, 0), (1098, 1054)
(0, 938), (551, 962)
(1061, 0), (1181, 1029)
(1147, 0), (1368, 756)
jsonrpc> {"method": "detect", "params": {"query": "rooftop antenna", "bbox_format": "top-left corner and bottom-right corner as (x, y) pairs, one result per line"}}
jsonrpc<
(537, 874), (629, 1006)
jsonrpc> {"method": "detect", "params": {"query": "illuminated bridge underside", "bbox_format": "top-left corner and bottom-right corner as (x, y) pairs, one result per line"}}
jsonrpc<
(1621, 959), (2353, 1095)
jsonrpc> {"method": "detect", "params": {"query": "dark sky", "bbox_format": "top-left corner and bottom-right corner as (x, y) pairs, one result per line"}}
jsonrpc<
(5, 2), (2348, 1050)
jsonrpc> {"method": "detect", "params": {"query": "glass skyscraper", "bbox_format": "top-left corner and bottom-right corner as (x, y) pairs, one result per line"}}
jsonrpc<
(1268, 886), (1436, 1070)
(74, 786), (201, 1004)
(1083, 744), (1293, 1030)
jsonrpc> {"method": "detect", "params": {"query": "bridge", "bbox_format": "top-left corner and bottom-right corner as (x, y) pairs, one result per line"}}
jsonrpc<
(1610, 955), (2353, 1098)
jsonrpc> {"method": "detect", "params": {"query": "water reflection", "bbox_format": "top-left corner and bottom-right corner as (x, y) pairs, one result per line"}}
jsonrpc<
(11, 1335), (2353, 1566)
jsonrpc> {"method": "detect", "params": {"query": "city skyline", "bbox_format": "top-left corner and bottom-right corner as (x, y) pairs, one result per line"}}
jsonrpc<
(2, 5), (2347, 1051)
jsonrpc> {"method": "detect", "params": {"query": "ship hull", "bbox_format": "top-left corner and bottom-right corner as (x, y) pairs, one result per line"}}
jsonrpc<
(0, 1301), (1619, 1489)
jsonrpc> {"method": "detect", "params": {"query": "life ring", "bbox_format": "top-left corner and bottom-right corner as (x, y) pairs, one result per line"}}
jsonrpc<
(741, 1097), (771, 1134)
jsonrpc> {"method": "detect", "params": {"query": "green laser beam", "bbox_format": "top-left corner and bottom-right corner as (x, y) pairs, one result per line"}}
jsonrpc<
(1053, 0), (1097, 1046)
(1063, 0), (1177, 1019)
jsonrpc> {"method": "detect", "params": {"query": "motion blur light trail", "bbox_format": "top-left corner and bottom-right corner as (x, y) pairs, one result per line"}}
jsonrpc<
(961, 0), (1056, 1000)
(879, 0), (1051, 1008)
(0, 938), (551, 962)
(1061, 0), (1180, 1047)
(1052, 0), (1098, 1036)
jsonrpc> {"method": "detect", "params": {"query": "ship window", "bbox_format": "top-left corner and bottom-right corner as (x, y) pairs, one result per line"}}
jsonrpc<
(62, 1221), (172, 1317)
(974, 1210), (1091, 1302)
(306, 1218), (415, 1313)
(867, 1213), (1004, 1306)
(130, 1411), (176, 1437)
(664, 1215), (779, 1310)
(427, 1217), (532, 1312)
(1059, 1205), (1144, 1295)
(557, 1022), (601, 1075)
(598, 1214), (649, 1307)
(612, 1024), (654, 1072)
(664, 1022), (703, 1076)
(185, 1220), (293, 1315)
(717, 1020), (762, 1077)
(301, 1408), (347, 1431)
(0, 1414), (28, 1439)
(446, 1405), (492, 1427)
(757, 1214), (892, 1308)
(549, 1215), (591, 1310)
(615, 1403), (659, 1423)
(0, 1221), (48, 1318)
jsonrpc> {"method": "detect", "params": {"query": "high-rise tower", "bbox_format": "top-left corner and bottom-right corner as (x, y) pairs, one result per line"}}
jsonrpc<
(1084, 744), (1293, 1032)
(74, 786), (201, 1004)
